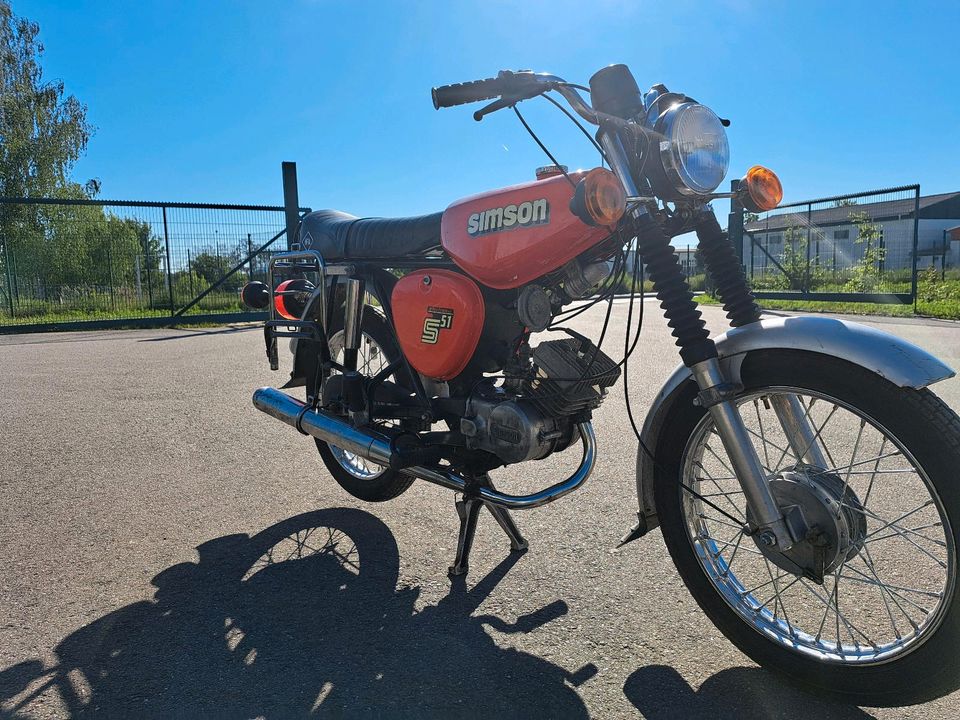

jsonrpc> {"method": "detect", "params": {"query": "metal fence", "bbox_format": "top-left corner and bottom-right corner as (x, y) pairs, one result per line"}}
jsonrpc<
(0, 197), (309, 332)
(731, 185), (921, 303)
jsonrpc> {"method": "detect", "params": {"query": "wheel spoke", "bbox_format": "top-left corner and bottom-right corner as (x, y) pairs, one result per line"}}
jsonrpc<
(703, 535), (765, 558)
(698, 513), (746, 532)
(800, 577), (876, 648)
(696, 487), (745, 499)
(856, 549), (925, 627)
(794, 402), (841, 471)
(836, 573), (942, 600)
(836, 419), (867, 518)
(820, 450), (905, 475)
(754, 399), (772, 470)
(721, 529), (746, 575)
(865, 524), (947, 569)
(694, 457), (746, 521)
(741, 571), (795, 599)
(867, 526), (946, 549)
(864, 500), (935, 541)
(862, 436), (888, 506)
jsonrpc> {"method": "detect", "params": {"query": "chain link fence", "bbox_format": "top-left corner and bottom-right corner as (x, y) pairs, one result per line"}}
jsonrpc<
(734, 185), (922, 303)
(0, 198), (308, 332)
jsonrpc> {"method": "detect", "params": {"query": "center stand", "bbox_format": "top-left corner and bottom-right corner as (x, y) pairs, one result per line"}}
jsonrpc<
(448, 473), (528, 576)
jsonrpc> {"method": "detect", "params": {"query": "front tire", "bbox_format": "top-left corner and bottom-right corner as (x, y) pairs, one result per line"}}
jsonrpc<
(654, 350), (960, 705)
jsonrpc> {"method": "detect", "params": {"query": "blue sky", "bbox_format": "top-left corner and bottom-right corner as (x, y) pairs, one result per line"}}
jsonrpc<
(17, 0), (960, 233)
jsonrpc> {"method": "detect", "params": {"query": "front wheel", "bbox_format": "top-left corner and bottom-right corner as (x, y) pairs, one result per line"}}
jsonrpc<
(654, 349), (960, 706)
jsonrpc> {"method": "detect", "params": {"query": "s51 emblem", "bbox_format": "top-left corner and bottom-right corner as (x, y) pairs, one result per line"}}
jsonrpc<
(421, 306), (454, 344)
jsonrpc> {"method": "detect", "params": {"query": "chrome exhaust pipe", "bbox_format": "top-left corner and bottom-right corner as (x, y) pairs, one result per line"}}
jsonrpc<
(253, 387), (395, 466)
(252, 387), (597, 510)
(407, 423), (596, 509)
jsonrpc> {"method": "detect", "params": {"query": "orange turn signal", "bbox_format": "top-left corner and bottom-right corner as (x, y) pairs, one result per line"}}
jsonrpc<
(571, 168), (627, 226)
(740, 165), (783, 212)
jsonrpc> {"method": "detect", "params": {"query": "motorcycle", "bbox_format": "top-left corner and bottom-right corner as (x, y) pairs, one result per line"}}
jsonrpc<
(242, 64), (960, 705)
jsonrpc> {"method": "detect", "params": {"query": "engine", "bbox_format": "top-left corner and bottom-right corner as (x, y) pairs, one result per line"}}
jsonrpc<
(460, 335), (620, 464)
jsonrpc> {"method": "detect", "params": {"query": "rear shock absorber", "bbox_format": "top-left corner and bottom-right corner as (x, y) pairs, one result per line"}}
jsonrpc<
(695, 212), (761, 327)
(634, 215), (717, 368)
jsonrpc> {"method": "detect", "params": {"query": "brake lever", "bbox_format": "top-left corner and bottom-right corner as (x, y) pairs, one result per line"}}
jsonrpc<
(473, 96), (518, 121)
(473, 73), (559, 121)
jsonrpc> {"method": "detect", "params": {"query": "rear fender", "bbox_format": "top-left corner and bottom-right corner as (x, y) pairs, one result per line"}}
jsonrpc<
(634, 315), (956, 531)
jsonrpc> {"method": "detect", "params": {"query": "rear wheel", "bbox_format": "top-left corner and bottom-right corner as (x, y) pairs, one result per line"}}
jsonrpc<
(314, 307), (415, 502)
(654, 350), (960, 705)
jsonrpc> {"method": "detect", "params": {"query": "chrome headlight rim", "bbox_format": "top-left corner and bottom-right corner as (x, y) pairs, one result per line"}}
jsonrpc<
(656, 102), (730, 197)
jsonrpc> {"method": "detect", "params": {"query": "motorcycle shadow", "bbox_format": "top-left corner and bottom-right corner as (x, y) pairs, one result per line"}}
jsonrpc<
(0, 507), (588, 719)
(624, 664), (876, 719)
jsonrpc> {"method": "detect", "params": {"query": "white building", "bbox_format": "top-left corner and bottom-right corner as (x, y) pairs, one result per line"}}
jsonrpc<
(743, 191), (960, 272)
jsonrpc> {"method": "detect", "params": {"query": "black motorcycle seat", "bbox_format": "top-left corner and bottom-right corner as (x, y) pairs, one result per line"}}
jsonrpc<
(298, 209), (443, 261)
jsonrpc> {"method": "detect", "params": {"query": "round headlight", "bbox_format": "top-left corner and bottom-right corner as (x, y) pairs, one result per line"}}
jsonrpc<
(656, 103), (729, 196)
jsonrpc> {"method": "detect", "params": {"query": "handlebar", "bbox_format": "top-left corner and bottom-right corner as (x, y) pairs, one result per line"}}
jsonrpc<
(431, 70), (605, 125)
(431, 76), (505, 109)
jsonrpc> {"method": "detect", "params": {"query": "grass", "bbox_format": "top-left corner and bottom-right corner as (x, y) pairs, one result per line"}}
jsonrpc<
(697, 271), (960, 321)
(0, 306), (255, 330)
(697, 295), (960, 321)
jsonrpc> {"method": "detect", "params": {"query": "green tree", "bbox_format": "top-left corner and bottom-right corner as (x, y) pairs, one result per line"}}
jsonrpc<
(1, 0), (98, 310)
(844, 212), (885, 293)
(768, 224), (812, 291)
(0, 1), (93, 199)
(190, 249), (243, 291)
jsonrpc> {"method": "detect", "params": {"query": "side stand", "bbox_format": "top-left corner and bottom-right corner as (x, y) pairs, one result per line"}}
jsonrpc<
(448, 474), (528, 576)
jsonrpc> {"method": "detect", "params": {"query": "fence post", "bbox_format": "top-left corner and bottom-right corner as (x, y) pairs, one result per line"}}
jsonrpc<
(145, 251), (154, 308)
(247, 234), (254, 281)
(2, 238), (14, 318)
(805, 203), (812, 295)
(944, 230), (949, 282)
(282, 162), (300, 251)
(107, 236), (115, 311)
(912, 187), (920, 311)
(728, 179), (744, 266)
(134, 254), (143, 304)
(187, 248), (194, 298)
(162, 206), (175, 315)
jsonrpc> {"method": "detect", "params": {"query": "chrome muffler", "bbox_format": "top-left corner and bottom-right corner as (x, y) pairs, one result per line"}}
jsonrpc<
(253, 386), (395, 466)
(252, 387), (597, 510)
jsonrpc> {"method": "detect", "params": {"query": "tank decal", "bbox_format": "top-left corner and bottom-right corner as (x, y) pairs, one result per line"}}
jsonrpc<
(467, 198), (550, 236)
(420, 306), (454, 344)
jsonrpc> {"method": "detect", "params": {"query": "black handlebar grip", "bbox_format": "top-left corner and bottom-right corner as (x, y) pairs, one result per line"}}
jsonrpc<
(431, 77), (504, 109)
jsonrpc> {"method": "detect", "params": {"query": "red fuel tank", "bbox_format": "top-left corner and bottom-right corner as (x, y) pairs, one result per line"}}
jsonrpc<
(441, 170), (613, 289)
(391, 269), (485, 381)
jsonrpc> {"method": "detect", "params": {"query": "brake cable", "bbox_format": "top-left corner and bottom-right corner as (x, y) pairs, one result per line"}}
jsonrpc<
(512, 105), (579, 190)
(541, 93), (607, 161)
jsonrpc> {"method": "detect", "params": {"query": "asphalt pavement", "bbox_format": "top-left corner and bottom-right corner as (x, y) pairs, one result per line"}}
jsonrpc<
(1, 304), (959, 719)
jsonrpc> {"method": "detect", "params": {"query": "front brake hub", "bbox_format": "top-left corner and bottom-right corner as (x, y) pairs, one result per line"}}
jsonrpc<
(749, 468), (868, 583)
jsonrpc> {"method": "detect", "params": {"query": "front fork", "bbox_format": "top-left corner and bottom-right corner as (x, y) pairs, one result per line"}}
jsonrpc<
(688, 213), (827, 549)
(602, 127), (824, 549)
(690, 358), (814, 549)
(769, 394), (830, 468)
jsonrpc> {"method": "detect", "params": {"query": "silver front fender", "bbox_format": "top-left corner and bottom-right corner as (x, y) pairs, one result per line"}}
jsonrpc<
(635, 315), (956, 531)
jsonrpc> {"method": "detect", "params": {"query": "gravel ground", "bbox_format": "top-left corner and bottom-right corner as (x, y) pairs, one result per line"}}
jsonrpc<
(1, 304), (958, 719)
